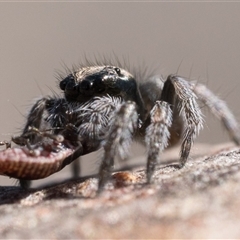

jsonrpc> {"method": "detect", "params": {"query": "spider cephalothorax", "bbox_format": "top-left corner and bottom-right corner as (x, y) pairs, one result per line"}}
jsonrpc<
(0, 61), (240, 190)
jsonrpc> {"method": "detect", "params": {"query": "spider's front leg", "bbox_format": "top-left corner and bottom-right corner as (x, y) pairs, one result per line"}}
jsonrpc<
(145, 101), (173, 183)
(98, 101), (139, 191)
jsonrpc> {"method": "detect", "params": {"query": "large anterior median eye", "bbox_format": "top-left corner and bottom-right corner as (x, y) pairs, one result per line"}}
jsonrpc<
(94, 77), (105, 92)
(80, 80), (93, 91)
(79, 77), (105, 94)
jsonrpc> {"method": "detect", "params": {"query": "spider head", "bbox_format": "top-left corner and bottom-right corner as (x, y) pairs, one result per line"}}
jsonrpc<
(59, 66), (138, 102)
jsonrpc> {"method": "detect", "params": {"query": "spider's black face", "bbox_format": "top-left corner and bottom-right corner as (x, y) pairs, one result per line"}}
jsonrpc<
(60, 66), (138, 103)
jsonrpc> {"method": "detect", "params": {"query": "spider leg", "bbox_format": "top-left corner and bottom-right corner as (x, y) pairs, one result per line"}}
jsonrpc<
(191, 83), (240, 145)
(19, 179), (31, 189)
(98, 101), (138, 190)
(11, 122), (101, 187)
(145, 101), (172, 183)
(21, 98), (50, 143)
(161, 74), (203, 167)
(0, 141), (11, 149)
(13, 97), (49, 188)
(12, 97), (80, 188)
(71, 160), (81, 178)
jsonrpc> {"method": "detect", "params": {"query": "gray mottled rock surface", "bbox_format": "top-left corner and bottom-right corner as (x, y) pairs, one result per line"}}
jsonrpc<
(0, 143), (240, 239)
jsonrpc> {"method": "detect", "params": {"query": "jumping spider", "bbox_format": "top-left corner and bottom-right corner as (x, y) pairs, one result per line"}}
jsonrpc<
(1, 61), (240, 191)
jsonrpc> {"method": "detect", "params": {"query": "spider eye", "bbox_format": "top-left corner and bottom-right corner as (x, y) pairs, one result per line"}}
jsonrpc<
(59, 79), (67, 90)
(59, 75), (75, 91)
(79, 78), (105, 94)
(94, 78), (105, 92)
(80, 80), (93, 91)
(115, 67), (121, 75)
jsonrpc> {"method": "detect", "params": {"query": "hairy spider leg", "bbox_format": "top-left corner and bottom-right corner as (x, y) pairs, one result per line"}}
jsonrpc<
(13, 98), (49, 188)
(160, 75), (203, 168)
(12, 97), (85, 188)
(191, 83), (240, 145)
(145, 101), (172, 183)
(0, 141), (11, 149)
(98, 101), (138, 190)
(22, 98), (50, 144)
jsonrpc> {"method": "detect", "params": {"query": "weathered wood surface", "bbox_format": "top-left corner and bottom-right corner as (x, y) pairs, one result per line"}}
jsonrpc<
(0, 143), (240, 239)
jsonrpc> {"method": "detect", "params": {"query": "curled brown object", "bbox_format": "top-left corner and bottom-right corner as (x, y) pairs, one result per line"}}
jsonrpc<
(0, 146), (75, 180)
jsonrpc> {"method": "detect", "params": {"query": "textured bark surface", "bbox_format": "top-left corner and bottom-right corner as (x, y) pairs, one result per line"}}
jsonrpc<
(0, 143), (240, 239)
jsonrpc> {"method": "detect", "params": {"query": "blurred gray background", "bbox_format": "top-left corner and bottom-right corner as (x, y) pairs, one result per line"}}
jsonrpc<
(0, 2), (240, 186)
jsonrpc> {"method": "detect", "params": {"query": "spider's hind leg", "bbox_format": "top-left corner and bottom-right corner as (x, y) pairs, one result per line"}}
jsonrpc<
(161, 74), (204, 168)
(191, 83), (240, 145)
